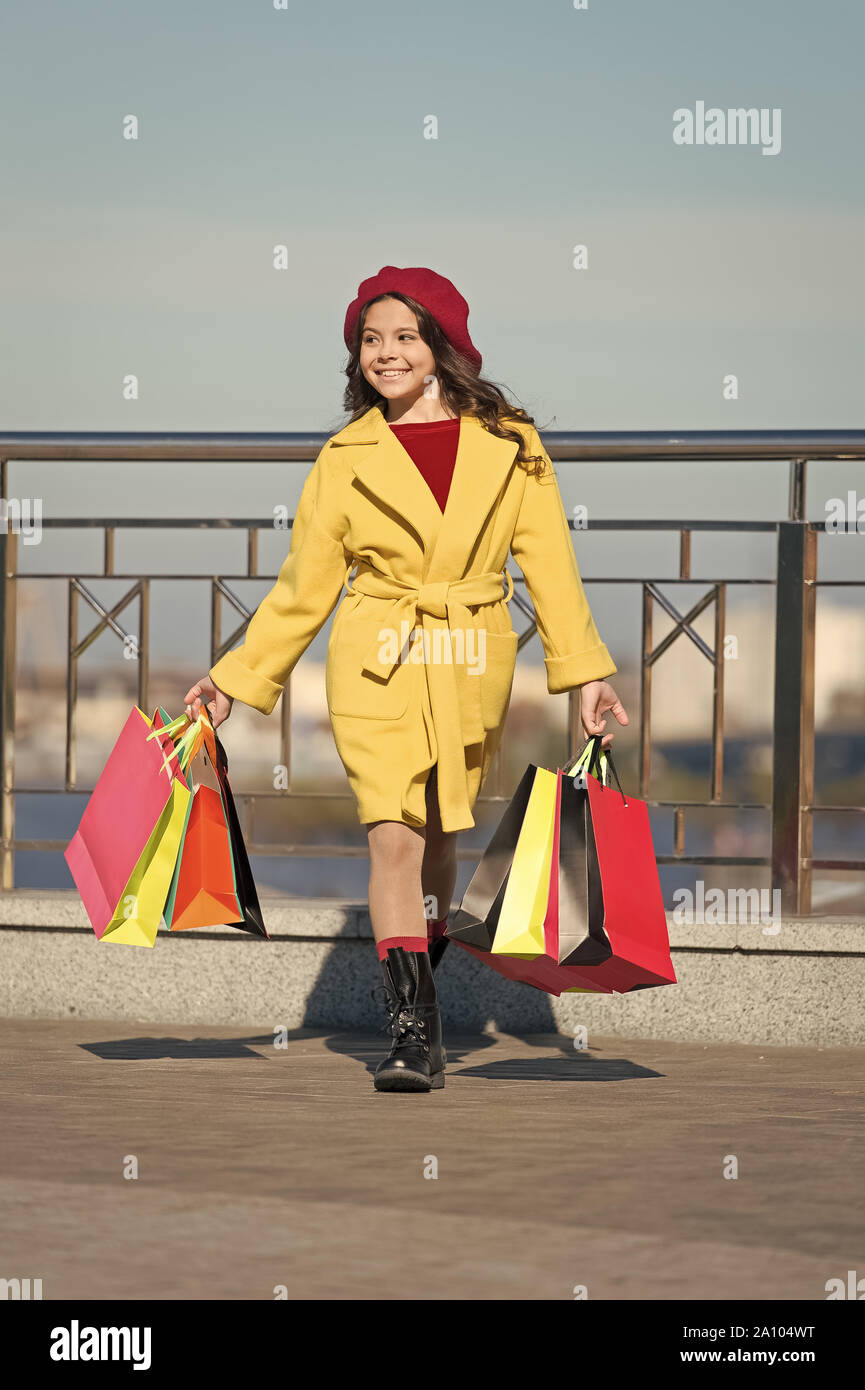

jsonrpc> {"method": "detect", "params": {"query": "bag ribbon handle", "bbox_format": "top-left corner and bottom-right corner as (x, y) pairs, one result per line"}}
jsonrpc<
(145, 708), (219, 780)
(562, 734), (628, 805)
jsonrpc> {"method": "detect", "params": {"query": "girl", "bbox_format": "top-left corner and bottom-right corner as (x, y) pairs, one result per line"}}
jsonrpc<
(184, 265), (628, 1094)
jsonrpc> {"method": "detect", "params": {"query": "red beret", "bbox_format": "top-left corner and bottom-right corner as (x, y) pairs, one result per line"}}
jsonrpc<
(343, 265), (482, 373)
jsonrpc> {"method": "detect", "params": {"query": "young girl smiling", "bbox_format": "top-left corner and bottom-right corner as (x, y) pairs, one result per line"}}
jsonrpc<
(184, 265), (628, 1093)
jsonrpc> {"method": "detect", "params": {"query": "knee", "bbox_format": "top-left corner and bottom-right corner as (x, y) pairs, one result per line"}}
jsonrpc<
(368, 821), (424, 872)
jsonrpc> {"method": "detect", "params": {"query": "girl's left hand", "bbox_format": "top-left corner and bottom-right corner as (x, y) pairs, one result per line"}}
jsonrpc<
(580, 680), (629, 749)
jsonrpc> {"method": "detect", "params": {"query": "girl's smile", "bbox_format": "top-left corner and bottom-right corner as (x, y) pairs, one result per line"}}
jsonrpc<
(359, 296), (447, 421)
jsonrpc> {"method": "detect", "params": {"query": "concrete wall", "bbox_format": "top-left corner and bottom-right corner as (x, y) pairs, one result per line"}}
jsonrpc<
(1, 891), (863, 1046)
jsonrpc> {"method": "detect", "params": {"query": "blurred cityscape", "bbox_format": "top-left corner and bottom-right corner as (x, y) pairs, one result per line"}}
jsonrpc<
(13, 584), (864, 913)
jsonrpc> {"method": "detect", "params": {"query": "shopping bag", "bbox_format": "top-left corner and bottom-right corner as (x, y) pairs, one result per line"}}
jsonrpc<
(550, 749), (618, 968)
(98, 706), (195, 948)
(447, 764), (539, 951)
(101, 777), (191, 947)
(541, 771), (563, 957)
(153, 707), (243, 931)
(450, 937), (602, 995)
(210, 728), (268, 939)
(65, 705), (192, 945)
(446, 761), (610, 994)
(162, 785), (244, 931)
(446, 737), (675, 996)
(152, 709), (269, 940)
(491, 766), (558, 956)
(526, 736), (675, 991)
(567, 740), (676, 992)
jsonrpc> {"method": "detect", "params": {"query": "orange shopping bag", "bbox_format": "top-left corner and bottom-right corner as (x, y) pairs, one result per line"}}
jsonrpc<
(163, 784), (243, 931)
(150, 709), (269, 939)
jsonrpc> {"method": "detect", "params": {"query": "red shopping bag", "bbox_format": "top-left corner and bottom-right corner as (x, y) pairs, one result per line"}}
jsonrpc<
(451, 937), (605, 995)
(536, 738), (676, 991)
(574, 766), (676, 991)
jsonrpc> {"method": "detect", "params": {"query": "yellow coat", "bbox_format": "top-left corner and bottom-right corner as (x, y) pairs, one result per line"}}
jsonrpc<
(209, 405), (617, 833)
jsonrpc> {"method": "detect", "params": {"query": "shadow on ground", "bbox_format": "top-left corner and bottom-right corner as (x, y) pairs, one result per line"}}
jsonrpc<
(79, 1028), (663, 1082)
(75, 908), (667, 1082)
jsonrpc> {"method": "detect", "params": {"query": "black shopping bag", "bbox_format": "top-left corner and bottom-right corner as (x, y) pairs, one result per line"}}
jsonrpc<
(206, 731), (269, 940)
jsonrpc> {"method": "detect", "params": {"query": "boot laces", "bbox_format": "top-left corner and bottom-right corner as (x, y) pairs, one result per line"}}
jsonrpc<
(370, 982), (442, 1046)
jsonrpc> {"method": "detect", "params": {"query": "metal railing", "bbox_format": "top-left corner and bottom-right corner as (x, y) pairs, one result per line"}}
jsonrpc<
(1, 429), (863, 915)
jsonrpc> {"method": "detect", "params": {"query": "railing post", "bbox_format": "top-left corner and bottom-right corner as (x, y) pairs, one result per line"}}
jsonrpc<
(639, 582), (652, 798)
(0, 459), (17, 888)
(771, 517), (816, 914)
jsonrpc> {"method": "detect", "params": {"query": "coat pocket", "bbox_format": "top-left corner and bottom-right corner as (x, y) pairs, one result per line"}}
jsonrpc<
(478, 628), (519, 731)
(326, 597), (412, 720)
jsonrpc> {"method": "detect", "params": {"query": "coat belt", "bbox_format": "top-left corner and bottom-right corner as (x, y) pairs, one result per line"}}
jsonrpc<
(342, 562), (515, 826)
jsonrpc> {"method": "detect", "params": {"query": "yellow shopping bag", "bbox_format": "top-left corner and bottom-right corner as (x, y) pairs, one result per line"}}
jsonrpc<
(491, 765), (558, 957)
(99, 712), (194, 948)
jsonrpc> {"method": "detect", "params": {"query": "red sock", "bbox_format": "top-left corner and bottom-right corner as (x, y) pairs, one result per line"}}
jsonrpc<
(375, 935), (429, 962)
(427, 915), (449, 941)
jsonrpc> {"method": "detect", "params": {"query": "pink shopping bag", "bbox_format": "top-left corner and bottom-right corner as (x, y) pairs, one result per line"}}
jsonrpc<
(64, 706), (189, 939)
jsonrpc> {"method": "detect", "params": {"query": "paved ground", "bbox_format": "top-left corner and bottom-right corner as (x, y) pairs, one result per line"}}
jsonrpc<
(2, 1018), (863, 1300)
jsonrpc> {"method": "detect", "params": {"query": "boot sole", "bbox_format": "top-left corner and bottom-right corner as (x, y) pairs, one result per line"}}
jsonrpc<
(374, 1068), (445, 1092)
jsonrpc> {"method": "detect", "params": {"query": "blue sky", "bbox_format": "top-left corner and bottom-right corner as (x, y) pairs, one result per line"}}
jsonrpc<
(3, 0), (863, 679)
(3, 0), (864, 435)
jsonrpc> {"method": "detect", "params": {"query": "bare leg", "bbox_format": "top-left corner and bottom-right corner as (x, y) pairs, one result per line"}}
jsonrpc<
(366, 817), (427, 945)
(366, 766), (457, 944)
(367, 770), (450, 1092)
(420, 766), (458, 925)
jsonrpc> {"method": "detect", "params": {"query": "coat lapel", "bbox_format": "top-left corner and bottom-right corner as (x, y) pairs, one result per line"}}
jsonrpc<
(330, 405), (520, 579)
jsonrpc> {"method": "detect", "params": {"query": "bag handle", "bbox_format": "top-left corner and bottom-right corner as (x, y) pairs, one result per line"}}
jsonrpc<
(562, 735), (604, 779)
(562, 741), (594, 779)
(597, 747), (628, 805)
(563, 734), (628, 806)
(145, 708), (219, 779)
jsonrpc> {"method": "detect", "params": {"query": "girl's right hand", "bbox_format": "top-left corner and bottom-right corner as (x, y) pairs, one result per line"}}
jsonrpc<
(183, 677), (234, 730)
(579, 679), (629, 749)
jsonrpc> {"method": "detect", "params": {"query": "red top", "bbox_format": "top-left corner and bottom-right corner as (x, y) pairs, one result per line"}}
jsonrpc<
(388, 416), (460, 514)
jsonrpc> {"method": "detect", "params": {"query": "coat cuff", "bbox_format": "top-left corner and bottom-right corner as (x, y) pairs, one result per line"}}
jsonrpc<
(209, 652), (283, 716)
(544, 643), (618, 694)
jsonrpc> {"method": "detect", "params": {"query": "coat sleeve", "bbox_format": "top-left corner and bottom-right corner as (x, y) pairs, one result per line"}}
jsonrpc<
(208, 442), (348, 715)
(509, 424), (617, 693)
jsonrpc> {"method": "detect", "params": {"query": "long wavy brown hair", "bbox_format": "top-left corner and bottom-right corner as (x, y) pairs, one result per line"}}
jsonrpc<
(335, 290), (550, 477)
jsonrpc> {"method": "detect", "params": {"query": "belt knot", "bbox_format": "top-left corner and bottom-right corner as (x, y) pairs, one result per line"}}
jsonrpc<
(416, 581), (450, 619)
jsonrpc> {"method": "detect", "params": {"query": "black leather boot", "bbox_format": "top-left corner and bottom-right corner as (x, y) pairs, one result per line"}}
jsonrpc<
(371, 947), (445, 1092)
